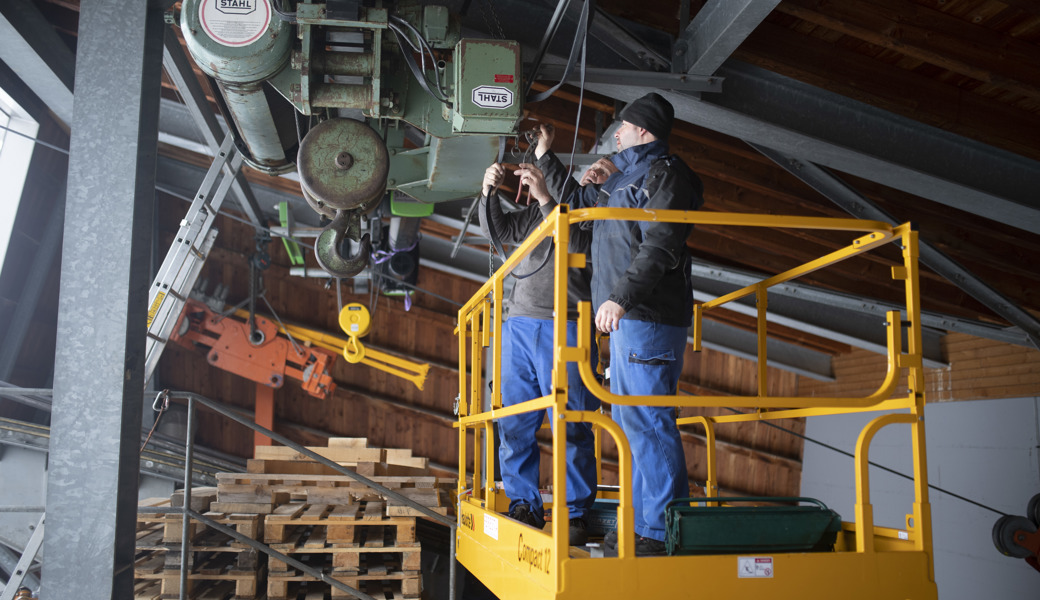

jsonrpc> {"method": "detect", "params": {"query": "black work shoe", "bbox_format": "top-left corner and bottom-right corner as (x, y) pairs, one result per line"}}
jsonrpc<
(508, 503), (546, 529)
(603, 529), (617, 549)
(634, 535), (667, 556)
(569, 517), (589, 546)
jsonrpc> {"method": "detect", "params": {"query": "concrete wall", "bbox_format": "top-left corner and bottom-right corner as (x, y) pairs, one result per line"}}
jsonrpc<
(801, 397), (1040, 600)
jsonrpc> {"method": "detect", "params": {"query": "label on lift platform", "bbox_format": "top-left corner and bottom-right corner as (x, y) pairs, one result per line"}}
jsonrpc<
(200, 0), (272, 47)
(737, 556), (773, 578)
(483, 513), (499, 540)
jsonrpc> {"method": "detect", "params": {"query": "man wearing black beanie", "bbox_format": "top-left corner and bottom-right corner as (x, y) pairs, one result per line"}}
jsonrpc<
(534, 91), (705, 556)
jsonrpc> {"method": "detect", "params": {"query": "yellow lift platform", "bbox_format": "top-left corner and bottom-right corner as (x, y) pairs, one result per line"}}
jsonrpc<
(453, 205), (938, 599)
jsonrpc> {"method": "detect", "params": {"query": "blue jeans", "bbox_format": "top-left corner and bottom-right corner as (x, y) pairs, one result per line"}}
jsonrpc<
(498, 317), (600, 519)
(610, 319), (689, 541)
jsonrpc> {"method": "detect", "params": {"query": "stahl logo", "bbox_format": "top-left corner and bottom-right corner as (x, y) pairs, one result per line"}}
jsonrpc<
(216, 0), (256, 15)
(471, 85), (513, 110)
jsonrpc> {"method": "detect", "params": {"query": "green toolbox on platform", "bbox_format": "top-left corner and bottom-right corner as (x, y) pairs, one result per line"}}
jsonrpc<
(665, 496), (842, 556)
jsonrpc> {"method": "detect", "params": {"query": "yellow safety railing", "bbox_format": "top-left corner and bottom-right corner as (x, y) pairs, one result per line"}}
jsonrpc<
(454, 204), (935, 600)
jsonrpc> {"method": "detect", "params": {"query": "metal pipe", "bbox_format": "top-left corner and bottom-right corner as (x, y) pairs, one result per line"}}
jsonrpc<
(217, 81), (290, 170)
(450, 533), (457, 600)
(315, 51), (375, 77)
(179, 0), (293, 173)
(310, 82), (376, 110)
(178, 397), (197, 600)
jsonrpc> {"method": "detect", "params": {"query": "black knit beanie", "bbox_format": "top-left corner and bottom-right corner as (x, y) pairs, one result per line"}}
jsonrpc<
(618, 93), (674, 141)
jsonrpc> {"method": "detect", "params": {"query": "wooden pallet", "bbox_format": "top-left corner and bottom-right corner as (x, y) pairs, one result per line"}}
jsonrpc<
(153, 512), (263, 545)
(135, 551), (264, 598)
(218, 475), (452, 519)
(134, 578), (243, 600)
(266, 552), (420, 600)
(264, 503), (416, 545)
(270, 579), (417, 600)
(266, 523), (421, 571)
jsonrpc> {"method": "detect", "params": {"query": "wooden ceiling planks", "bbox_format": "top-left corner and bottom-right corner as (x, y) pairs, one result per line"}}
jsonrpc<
(735, 20), (1040, 161)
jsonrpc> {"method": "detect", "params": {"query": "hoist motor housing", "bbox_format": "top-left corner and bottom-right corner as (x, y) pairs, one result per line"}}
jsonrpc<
(452, 39), (522, 135)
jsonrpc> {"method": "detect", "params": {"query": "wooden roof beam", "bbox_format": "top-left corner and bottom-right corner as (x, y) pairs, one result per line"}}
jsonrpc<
(776, 0), (1040, 102)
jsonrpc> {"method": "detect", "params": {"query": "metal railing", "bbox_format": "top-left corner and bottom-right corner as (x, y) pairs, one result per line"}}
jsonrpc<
(454, 204), (932, 593)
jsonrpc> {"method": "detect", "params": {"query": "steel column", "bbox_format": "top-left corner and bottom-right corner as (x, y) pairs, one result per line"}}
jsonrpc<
(45, 1), (165, 599)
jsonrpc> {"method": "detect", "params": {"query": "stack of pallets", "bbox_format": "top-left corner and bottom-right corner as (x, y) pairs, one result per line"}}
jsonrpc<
(134, 490), (265, 600)
(134, 438), (453, 600)
(263, 502), (423, 599)
(233, 438), (451, 600)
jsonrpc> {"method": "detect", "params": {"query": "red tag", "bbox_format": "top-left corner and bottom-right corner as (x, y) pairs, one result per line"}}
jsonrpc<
(494, 74), (514, 83)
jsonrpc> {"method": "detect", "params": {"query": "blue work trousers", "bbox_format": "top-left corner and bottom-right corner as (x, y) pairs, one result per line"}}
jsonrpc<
(609, 319), (689, 541)
(498, 317), (600, 519)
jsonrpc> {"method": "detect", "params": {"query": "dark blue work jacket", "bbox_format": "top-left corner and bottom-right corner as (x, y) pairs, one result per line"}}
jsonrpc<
(539, 140), (704, 328)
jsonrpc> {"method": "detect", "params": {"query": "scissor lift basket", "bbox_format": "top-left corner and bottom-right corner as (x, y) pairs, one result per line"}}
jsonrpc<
(666, 496), (842, 556)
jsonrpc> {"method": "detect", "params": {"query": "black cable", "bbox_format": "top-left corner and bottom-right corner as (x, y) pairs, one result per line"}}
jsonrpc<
(566, 10), (588, 175)
(388, 20), (450, 105)
(389, 15), (449, 100)
(0, 123), (69, 155)
(526, 0), (596, 104)
(523, 0), (574, 97)
(715, 405), (1009, 517)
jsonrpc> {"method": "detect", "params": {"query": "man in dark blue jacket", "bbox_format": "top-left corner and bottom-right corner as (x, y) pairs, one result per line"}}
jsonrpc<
(535, 92), (704, 555)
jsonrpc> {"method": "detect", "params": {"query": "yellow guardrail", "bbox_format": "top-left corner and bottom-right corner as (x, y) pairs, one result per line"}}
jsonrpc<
(454, 205), (935, 600)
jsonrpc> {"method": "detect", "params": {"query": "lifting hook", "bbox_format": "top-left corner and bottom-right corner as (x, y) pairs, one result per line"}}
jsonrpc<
(315, 209), (371, 278)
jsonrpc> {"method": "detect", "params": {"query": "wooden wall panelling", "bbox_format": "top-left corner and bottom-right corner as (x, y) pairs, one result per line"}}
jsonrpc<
(800, 334), (1040, 402)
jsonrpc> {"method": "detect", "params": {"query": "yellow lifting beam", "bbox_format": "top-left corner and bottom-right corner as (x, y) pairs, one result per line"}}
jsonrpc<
(454, 205), (937, 600)
(234, 305), (431, 390)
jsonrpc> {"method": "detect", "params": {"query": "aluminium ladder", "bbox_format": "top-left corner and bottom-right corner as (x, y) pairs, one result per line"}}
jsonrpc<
(144, 134), (245, 383)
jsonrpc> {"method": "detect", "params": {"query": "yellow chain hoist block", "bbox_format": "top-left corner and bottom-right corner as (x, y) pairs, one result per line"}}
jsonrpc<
(339, 302), (372, 338)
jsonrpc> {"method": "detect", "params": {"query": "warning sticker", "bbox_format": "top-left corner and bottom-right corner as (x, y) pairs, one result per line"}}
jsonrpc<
(472, 85), (514, 110)
(483, 514), (499, 541)
(199, 0), (272, 48)
(147, 291), (166, 328)
(737, 556), (773, 578)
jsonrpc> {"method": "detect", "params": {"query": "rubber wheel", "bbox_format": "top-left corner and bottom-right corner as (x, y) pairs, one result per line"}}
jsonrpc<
(1027, 493), (1040, 526)
(993, 515), (1036, 558)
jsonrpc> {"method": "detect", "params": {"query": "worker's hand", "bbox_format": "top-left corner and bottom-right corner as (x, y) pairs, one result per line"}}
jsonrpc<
(515, 163), (552, 205)
(534, 123), (555, 159)
(580, 157), (619, 186)
(595, 300), (627, 333)
(483, 163), (505, 197)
